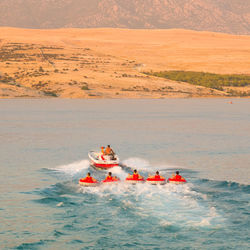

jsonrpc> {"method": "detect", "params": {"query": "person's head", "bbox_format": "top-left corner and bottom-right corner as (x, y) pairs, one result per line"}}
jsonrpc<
(107, 145), (110, 148)
(156, 171), (159, 175)
(134, 169), (137, 174)
(108, 172), (112, 176)
(176, 171), (179, 175)
(87, 172), (91, 176)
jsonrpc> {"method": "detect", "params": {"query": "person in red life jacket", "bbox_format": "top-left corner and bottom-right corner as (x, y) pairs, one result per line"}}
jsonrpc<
(105, 145), (116, 160)
(105, 172), (119, 181)
(172, 171), (185, 181)
(148, 171), (165, 180)
(81, 172), (97, 182)
(100, 146), (106, 160)
(127, 169), (143, 180)
(101, 146), (105, 154)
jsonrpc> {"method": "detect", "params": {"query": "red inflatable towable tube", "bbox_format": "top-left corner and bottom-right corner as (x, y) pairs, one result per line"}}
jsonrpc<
(102, 178), (120, 184)
(168, 178), (187, 184)
(125, 176), (145, 184)
(146, 177), (166, 185)
(79, 178), (99, 187)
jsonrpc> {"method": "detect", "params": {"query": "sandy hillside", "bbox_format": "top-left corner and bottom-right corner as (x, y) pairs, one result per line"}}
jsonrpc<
(0, 27), (250, 98)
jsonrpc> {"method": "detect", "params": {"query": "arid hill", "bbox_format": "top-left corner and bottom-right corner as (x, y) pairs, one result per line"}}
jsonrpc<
(0, 27), (250, 98)
(0, 0), (249, 35)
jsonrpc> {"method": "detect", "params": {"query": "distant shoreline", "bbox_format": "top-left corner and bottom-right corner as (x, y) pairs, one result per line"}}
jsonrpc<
(3, 96), (245, 100)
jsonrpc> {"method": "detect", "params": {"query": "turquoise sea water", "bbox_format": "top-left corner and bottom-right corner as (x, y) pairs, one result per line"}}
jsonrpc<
(0, 99), (249, 249)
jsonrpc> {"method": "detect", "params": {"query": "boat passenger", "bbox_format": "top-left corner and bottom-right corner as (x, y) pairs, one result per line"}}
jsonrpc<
(101, 146), (105, 154)
(81, 172), (97, 182)
(105, 172), (118, 180)
(148, 171), (165, 180)
(128, 169), (143, 180)
(172, 171), (185, 181)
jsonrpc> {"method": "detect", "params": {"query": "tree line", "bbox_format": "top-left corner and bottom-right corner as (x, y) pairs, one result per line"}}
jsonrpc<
(145, 71), (250, 91)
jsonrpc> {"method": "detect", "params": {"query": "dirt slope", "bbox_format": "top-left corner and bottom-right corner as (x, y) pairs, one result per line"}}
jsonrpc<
(1, 27), (250, 98)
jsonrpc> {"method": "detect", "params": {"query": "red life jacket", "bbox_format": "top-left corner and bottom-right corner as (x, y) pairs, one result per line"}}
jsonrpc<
(85, 176), (93, 182)
(155, 175), (161, 180)
(175, 174), (182, 180)
(133, 173), (139, 180)
(106, 176), (113, 180)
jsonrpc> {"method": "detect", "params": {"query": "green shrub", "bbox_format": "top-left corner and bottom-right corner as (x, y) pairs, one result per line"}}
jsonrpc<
(81, 85), (89, 90)
(39, 66), (44, 72)
(43, 91), (57, 97)
(144, 71), (250, 90)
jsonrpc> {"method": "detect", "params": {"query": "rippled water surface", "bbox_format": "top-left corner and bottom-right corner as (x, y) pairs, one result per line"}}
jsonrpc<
(0, 99), (249, 249)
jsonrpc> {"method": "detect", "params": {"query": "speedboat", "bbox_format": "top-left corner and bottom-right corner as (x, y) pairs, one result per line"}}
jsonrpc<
(88, 151), (119, 169)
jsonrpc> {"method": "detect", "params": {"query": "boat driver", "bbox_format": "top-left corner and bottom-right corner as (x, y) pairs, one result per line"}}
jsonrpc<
(105, 145), (115, 160)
